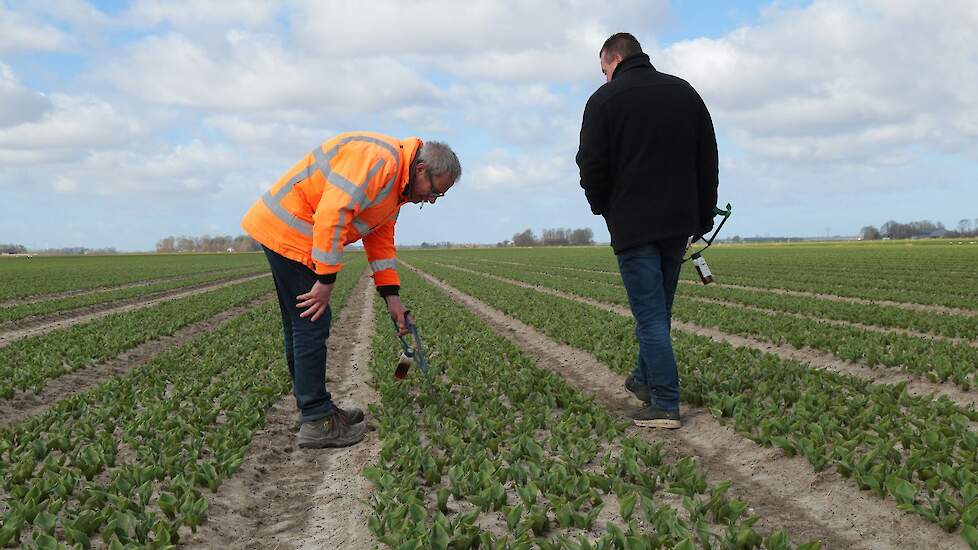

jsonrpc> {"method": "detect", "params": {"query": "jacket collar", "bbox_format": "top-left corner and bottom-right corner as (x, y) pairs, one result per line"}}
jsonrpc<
(611, 52), (654, 80)
(398, 137), (423, 202)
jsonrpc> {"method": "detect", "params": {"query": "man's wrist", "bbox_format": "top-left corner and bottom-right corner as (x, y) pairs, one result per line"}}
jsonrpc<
(378, 285), (400, 298)
(317, 272), (337, 284)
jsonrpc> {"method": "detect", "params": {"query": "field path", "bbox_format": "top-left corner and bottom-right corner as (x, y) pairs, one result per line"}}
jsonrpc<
(183, 269), (380, 549)
(682, 294), (978, 348)
(0, 272), (268, 347)
(0, 294), (274, 426)
(0, 267), (250, 308)
(467, 258), (978, 317)
(435, 262), (978, 412)
(444, 261), (978, 345)
(407, 261), (966, 550)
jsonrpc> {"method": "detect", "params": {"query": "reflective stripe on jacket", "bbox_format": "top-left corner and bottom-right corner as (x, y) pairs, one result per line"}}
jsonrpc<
(241, 131), (421, 287)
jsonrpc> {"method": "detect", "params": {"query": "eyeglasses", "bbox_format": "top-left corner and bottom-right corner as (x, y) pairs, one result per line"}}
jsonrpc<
(425, 171), (447, 200)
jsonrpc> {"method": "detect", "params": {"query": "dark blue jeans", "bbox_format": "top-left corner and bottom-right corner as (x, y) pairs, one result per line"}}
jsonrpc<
(616, 237), (687, 412)
(262, 246), (335, 422)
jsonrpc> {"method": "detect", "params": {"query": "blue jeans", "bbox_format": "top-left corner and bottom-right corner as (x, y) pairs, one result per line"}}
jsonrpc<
(262, 246), (335, 422)
(616, 237), (687, 412)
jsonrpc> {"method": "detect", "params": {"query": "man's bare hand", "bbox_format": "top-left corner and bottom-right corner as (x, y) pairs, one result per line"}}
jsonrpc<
(296, 280), (334, 322)
(386, 295), (408, 335)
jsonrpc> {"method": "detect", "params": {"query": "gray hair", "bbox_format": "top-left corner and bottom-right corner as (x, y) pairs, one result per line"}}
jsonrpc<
(418, 140), (462, 183)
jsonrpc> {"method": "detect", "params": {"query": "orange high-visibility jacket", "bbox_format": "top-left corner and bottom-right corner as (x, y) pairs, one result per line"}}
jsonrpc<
(241, 132), (421, 288)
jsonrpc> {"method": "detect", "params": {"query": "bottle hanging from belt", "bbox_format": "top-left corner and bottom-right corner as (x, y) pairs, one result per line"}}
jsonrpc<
(691, 252), (714, 285)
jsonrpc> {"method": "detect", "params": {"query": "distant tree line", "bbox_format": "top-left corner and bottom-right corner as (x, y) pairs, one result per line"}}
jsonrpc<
(0, 244), (27, 254)
(156, 235), (261, 253)
(503, 228), (595, 247)
(860, 218), (978, 240)
(1, 244), (119, 255)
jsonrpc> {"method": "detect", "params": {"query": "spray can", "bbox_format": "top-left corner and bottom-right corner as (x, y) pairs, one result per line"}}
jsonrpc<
(395, 351), (413, 379)
(691, 252), (714, 285)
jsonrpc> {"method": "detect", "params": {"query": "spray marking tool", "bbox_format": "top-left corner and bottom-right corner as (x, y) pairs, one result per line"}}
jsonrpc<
(392, 310), (429, 380)
(683, 203), (733, 284)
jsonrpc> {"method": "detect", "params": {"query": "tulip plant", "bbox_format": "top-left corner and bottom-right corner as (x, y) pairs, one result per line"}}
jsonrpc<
(362, 267), (819, 549)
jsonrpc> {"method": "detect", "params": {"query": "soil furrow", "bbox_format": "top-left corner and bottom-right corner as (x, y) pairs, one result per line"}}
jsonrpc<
(0, 273), (269, 347)
(182, 269), (380, 550)
(296, 270), (382, 550)
(436, 262), (978, 412)
(0, 294), (275, 427)
(682, 295), (978, 348)
(677, 279), (978, 317)
(466, 258), (978, 317)
(0, 267), (253, 308)
(446, 261), (977, 345)
(406, 261), (965, 550)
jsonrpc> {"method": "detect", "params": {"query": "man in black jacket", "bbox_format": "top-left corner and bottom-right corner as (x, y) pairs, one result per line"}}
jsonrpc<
(576, 32), (719, 429)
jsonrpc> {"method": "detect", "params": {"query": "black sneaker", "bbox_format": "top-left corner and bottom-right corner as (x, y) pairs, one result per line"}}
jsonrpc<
(292, 405), (364, 432)
(625, 376), (651, 403)
(631, 405), (681, 429)
(297, 412), (368, 448)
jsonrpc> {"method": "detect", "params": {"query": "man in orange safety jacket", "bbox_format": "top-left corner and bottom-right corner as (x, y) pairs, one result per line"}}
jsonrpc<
(242, 131), (461, 449)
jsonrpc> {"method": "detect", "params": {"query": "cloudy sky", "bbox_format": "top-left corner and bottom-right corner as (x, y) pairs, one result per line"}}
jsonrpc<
(2, 0), (977, 250)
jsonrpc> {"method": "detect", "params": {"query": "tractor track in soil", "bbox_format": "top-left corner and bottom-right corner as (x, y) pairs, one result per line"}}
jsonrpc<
(406, 261), (965, 550)
(433, 262), (978, 413)
(0, 267), (258, 308)
(437, 261), (978, 346)
(183, 269), (381, 550)
(0, 273), (269, 347)
(0, 294), (275, 427)
(463, 258), (978, 317)
(681, 295), (978, 348)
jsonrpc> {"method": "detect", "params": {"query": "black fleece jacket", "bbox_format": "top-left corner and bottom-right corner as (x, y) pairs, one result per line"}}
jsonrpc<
(576, 53), (719, 254)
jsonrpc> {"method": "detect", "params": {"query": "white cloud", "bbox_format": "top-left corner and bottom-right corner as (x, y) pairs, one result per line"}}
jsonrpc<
(100, 30), (439, 116)
(53, 176), (79, 193)
(2, 0), (977, 249)
(203, 115), (329, 156)
(55, 139), (240, 196)
(0, 4), (69, 52)
(470, 148), (576, 191)
(291, 0), (668, 57)
(0, 63), (52, 127)
(291, 0), (668, 82)
(0, 94), (143, 163)
(656, 0), (978, 166)
(123, 0), (278, 29)
(447, 82), (578, 145)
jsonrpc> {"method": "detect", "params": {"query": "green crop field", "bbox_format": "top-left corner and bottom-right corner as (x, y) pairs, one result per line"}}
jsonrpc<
(2, 242), (978, 548)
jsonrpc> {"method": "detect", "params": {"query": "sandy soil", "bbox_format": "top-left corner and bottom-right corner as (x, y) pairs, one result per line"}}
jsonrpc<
(0, 273), (269, 347)
(182, 270), (380, 549)
(679, 280), (978, 317)
(0, 268), (252, 308)
(0, 294), (275, 427)
(407, 263), (966, 550)
(683, 295), (978, 348)
(466, 258), (978, 317)
(445, 261), (978, 345)
(437, 263), (978, 412)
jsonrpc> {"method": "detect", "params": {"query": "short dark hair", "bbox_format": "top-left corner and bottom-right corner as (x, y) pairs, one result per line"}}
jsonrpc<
(600, 32), (642, 61)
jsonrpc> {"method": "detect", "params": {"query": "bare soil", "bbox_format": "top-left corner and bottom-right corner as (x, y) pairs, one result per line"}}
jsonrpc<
(0, 273), (269, 347)
(182, 270), (381, 549)
(0, 294), (275, 427)
(470, 258), (978, 317)
(440, 263), (978, 412)
(446, 261), (978, 345)
(408, 263), (966, 550)
(0, 268), (252, 308)
(683, 295), (978, 348)
(678, 280), (978, 318)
